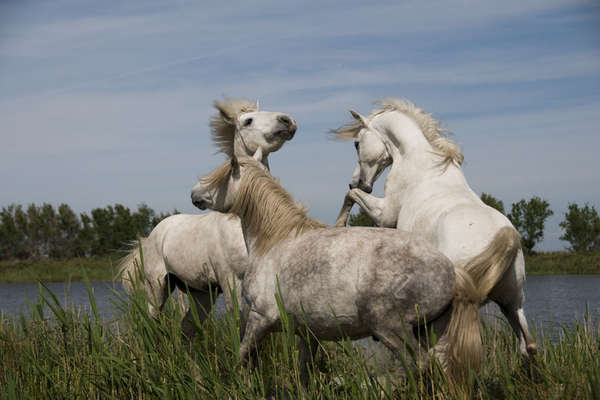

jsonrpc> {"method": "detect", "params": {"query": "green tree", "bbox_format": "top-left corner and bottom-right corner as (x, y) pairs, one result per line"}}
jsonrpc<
(13, 205), (30, 258)
(25, 204), (45, 258)
(91, 206), (115, 255)
(508, 196), (553, 254)
(132, 203), (156, 237)
(54, 204), (81, 258)
(75, 213), (95, 257)
(481, 192), (505, 215)
(0, 205), (26, 259)
(348, 209), (377, 227)
(112, 204), (135, 248)
(39, 203), (58, 258)
(559, 203), (600, 252)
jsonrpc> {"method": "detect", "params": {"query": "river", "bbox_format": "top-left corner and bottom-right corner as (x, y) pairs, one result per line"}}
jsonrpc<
(1, 275), (599, 336)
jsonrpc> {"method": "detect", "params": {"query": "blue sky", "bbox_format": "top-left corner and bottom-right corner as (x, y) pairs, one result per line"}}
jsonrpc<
(1, 0), (599, 250)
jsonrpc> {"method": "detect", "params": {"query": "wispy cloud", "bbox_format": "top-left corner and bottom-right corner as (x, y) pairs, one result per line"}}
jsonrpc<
(0, 0), (598, 251)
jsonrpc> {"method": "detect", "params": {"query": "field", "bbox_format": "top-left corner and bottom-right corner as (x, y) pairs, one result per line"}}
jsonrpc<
(0, 255), (120, 283)
(1, 251), (599, 284)
(0, 282), (599, 399)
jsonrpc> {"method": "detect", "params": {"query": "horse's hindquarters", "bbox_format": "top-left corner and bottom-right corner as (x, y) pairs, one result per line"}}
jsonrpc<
(246, 227), (456, 340)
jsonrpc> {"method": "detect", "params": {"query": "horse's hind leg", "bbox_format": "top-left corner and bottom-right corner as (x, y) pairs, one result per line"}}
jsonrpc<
(499, 305), (536, 357)
(297, 334), (319, 386)
(489, 253), (537, 357)
(144, 273), (174, 318)
(181, 287), (219, 340)
(372, 323), (428, 377)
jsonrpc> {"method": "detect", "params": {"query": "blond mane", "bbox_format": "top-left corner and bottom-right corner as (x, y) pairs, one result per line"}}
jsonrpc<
(230, 158), (327, 256)
(210, 99), (258, 157)
(332, 98), (464, 166)
(199, 159), (233, 191)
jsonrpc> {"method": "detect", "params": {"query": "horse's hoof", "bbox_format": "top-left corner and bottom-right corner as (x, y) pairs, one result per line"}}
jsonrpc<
(527, 343), (537, 356)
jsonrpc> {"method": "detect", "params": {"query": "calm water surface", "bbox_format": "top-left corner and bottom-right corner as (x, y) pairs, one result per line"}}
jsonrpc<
(1, 276), (599, 333)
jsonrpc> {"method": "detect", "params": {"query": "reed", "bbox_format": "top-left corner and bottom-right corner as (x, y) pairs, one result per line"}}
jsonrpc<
(1, 274), (598, 399)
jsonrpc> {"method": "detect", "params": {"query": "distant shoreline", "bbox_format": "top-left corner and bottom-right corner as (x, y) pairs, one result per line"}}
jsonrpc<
(0, 251), (598, 283)
(0, 255), (120, 284)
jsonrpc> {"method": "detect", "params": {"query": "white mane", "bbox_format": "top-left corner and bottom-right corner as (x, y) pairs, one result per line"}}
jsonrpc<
(332, 98), (464, 166)
(210, 98), (258, 157)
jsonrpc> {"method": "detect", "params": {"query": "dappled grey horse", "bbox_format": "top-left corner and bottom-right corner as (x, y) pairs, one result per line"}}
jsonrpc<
(197, 135), (484, 383)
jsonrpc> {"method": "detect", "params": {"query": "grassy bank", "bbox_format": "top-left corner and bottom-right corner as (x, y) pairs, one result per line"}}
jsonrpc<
(1, 285), (598, 399)
(0, 255), (119, 283)
(525, 251), (600, 275)
(0, 251), (598, 284)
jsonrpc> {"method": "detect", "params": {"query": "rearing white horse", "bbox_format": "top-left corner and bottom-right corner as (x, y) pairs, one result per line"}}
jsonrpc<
(333, 99), (536, 358)
(118, 98), (297, 335)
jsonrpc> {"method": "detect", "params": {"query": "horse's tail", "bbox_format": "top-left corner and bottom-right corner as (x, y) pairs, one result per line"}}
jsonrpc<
(464, 226), (521, 300)
(443, 226), (522, 382)
(443, 267), (483, 384)
(116, 238), (150, 294)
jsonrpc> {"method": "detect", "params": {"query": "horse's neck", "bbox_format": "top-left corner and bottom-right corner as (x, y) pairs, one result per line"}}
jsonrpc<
(376, 111), (431, 157)
(234, 169), (326, 259)
(378, 111), (470, 197)
(385, 159), (476, 215)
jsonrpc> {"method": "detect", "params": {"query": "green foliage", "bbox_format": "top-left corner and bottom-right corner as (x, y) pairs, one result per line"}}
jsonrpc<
(508, 197), (553, 254)
(0, 205), (26, 259)
(0, 203), (177, 261)
(481, 192), (505, 215)
(348, 209), (377, 227)
(525, 251), (600, 275)
(559, 203), (600, 252)
(0, 255), (117, 283)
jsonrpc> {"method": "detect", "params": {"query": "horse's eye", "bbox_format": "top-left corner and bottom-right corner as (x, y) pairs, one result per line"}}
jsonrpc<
(243, 118), (253, 127)
(354, 142), (359, 150)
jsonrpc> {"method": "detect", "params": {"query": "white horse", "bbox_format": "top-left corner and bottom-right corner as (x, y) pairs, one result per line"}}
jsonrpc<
(332, 98), (536, 357)
(198, 134), (486, 384)
(118, 98), (297, 334)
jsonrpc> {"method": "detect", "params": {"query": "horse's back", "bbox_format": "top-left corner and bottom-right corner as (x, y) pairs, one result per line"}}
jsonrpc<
(249, 227), (455, 331)
(158, 213), (246, 289)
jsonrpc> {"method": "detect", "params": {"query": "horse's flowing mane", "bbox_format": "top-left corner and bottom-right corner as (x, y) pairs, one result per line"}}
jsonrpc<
(199, 159), (233, 191)
(210, 98), (258, 157)
(229, 158), (327, 256)
(332, 98), (464, 166)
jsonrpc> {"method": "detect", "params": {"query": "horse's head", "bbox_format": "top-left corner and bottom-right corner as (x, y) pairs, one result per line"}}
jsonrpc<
(345, 110), (392, 194)
(212, 99), (297, 160)
(191, 148), (267, 212)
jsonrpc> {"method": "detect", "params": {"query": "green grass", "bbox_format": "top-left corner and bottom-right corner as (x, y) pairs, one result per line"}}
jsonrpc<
(526, 251), (600, 275)
(1, 280), (598, 399)
(0, 255), (118, 283)
(1, 251), (598, 284)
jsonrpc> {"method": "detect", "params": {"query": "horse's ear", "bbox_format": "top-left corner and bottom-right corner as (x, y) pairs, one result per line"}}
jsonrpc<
(252, 146), (263, 162)
(214, 101), (235, 125)
(349, 109), (368, 128)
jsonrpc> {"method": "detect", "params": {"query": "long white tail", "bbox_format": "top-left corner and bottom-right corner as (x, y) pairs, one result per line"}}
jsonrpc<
(463, 226), (521, 301)
(443, 226), (522, 384)
(116, 238), (150, 294)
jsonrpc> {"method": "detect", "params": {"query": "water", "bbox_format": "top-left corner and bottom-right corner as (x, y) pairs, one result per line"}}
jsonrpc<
(1, 276), (599, 334)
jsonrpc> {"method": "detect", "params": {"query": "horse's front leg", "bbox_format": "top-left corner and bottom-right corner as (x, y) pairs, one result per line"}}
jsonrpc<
(334, 191), (356, 227)
(346, 188), (388, 227)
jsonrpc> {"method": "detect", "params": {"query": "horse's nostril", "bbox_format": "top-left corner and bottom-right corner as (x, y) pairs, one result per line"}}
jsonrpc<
(278, 115), (291, 127)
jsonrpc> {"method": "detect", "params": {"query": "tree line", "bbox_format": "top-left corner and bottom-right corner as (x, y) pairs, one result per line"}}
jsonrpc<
(0, 203), (178, 260)
(2, 196), (598, 260)
(350, 194), (600, 255)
